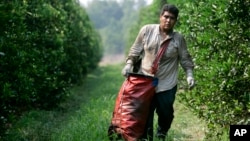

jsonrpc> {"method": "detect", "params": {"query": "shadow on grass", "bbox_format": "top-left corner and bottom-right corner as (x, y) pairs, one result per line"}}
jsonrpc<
(167, 129), (192, 141)
(2, 67), (109, 141)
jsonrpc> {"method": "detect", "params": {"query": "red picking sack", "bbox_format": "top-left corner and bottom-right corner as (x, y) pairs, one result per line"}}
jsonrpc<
(108, 73), (158, 141)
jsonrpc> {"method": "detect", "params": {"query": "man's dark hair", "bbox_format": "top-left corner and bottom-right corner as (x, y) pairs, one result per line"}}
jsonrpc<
(160, 4), (179, 19)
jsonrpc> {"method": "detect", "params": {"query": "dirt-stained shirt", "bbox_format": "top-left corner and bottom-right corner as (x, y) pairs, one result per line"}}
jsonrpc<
(126, 24), (194, 92)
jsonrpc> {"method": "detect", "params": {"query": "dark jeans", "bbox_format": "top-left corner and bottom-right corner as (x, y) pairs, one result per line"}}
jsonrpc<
(141, 85), (177, 141)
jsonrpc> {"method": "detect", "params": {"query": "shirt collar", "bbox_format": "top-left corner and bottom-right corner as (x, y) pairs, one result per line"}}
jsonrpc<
(157, 24), (174, 39)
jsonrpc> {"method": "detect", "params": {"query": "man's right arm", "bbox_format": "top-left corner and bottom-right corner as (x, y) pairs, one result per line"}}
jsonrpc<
(122, 25), (147, 76)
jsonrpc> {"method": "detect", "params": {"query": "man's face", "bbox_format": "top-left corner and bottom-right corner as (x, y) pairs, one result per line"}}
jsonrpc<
(159, 11), (177, 31)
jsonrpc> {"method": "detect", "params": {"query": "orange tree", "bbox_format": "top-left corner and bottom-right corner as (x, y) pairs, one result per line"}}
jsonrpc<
(177, 0), (250, 140)
(0, 0), (101, 136)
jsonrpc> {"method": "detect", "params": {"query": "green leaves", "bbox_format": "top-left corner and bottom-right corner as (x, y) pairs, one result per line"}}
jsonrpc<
(174, 0), (250, 139)
(0, 0), (101, 136)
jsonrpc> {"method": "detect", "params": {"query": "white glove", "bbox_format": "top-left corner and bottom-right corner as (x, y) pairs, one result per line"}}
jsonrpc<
(122, 63), (132, 77)
(187, 76), (195, 89)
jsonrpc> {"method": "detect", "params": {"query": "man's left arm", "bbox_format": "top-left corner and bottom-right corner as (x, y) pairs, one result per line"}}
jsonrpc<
(178, 35), (195, 89)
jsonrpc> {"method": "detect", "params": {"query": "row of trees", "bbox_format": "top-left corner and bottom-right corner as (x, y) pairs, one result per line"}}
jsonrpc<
(0, 0), (102, 136)
(126, 0), (249, 140)
(178, 0), (250, 139)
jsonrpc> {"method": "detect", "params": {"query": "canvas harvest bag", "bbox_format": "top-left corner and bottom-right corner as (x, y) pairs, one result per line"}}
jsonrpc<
(108, 39), (171, 141)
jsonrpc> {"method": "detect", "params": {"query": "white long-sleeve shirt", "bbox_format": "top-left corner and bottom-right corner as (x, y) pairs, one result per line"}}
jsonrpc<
(126, 24), (194, 92)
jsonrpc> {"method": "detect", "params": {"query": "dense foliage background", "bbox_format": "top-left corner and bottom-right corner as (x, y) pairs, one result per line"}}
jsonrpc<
(125, 0), (250, 140)
(0, 0), (101, 136)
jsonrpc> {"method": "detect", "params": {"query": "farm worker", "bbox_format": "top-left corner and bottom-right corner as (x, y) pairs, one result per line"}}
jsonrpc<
(122, 3), (195, 140)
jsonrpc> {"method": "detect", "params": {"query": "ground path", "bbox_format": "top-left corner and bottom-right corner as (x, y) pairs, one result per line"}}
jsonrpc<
(99, 54), (125, 66)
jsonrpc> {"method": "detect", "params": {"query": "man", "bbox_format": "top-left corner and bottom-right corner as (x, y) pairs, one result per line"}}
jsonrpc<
(122, 4), (195, 140)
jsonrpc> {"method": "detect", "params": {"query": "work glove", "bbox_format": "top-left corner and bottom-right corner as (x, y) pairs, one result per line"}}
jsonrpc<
(122, 63), (132, 77)
(186, 69), (195, 89)
(187, 76), (195, 89)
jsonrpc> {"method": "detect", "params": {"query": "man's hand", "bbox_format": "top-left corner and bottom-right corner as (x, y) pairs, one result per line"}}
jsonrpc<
(187, 76), (195, 89)
(122, 63), (132, 77)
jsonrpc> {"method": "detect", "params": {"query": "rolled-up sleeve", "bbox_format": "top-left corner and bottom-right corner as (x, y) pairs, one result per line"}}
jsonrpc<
(126, 25), (147, 64)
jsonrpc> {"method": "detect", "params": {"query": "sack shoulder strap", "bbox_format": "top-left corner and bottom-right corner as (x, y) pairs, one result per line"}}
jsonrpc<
(151, 39), (171, 74)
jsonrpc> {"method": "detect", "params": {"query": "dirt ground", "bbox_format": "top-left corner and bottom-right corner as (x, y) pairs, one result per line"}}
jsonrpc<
(99, 54), (125, 66)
